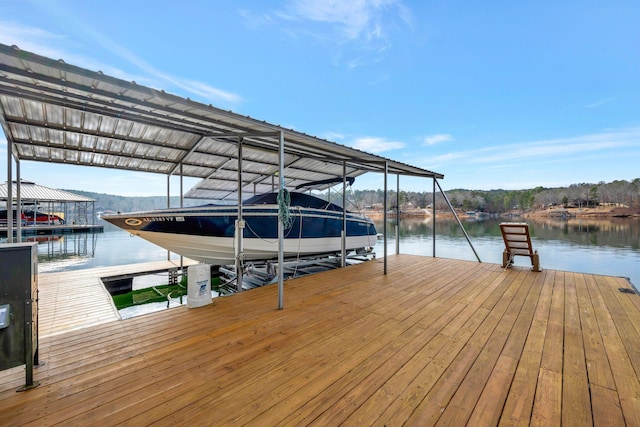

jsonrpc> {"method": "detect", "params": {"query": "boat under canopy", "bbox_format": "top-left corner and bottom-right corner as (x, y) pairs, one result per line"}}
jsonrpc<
(101, 192), (378, 266)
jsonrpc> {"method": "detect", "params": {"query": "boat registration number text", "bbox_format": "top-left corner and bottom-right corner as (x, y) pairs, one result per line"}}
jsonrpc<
(125, 216), (185, 226)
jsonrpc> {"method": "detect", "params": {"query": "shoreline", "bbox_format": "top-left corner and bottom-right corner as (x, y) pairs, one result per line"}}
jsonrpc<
(362, 206), (640, 219)
(523, 206), (640, 219)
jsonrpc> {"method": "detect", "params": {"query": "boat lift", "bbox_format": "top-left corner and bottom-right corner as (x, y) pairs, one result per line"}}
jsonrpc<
(0, 43), (478, 313)
(167, 132), (480, 309)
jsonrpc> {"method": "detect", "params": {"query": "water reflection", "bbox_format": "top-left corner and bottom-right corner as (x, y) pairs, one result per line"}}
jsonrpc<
(27, 233), (99, 272)
(380, 216), (640, 249)
(1, 222), (178, 273)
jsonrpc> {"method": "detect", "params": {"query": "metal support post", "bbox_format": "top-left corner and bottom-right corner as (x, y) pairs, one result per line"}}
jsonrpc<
(235, 137), (244, 292)
(166, 175), (171, 261)
(16, 160), (21, 242)
(383, 161), (388, 274)
(435, 179), (481, 263)
(277, 132), (285, 309)
(7, 139), (13, 243)
(341, 162), (347, 267)
(433, 178), (436, 257)
(395, 174), (400, 254)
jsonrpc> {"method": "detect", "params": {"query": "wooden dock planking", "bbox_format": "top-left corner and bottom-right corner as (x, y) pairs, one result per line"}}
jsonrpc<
(1, 255), (639, 426)
(444, 270), (548, 426)
(562, 272), (593, 426)
(464, 274), (531, 426)
(591, 275), (640, 426)
(323, 264), (482, 422)
(37, 259), (198, 337)
(284, 264), (500, 426)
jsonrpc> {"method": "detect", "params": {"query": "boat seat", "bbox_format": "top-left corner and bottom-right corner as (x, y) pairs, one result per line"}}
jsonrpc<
(500, 222), (541, 272)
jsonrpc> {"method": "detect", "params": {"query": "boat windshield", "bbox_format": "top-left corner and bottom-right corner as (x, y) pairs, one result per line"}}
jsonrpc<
(243, 192), (343, 211)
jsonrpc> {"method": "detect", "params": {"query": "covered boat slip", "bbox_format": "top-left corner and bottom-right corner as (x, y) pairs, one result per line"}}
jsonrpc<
(0, 42), (443, 215)
(1, 255), (639, 426)
(0, 180), (102, 235)
(0, 42), (447, 303)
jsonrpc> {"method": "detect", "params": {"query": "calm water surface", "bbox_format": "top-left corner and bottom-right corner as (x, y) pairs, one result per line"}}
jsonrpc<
(374, 216), (639, 290)
(14, 217), (640, 290)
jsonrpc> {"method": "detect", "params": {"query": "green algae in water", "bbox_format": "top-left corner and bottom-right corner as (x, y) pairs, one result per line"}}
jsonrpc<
(112, 277), (223, 310)
(112, 284), (182, 309)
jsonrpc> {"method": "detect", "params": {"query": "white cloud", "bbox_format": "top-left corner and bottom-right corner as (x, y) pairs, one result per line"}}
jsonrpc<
(468, 128), (640, 165)
(323, 131), (347, 141)
(295, 0), (409, 41)
(264, 0), (412, 69)
(72, 26), (243, 107)
(586, 97), (613, 109)
(287, 0), (372, 40)
(0, 20), (243, 107)
(423, 134), (453, 146)
(424, 128), (640, 168)
(350, 136), (405, 153)
(0, 21), (66, 53)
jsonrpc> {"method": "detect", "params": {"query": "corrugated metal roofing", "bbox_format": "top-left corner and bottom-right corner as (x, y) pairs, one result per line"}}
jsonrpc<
(0, 43), (444, 201)
(0, 180), (95, 202)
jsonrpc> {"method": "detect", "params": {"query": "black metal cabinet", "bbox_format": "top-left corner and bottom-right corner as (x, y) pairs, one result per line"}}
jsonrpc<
(0, 242), (39, 390)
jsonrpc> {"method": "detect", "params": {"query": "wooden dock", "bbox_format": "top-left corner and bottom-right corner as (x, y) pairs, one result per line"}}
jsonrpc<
(0, 224), (104, 236)
(1, 255), (639, 425)
(37, 259), (197, 337)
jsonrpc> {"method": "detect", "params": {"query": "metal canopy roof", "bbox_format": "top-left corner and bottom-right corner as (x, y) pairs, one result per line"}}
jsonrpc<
(0, 43), (444, 201)
(1, 180), (95, 202)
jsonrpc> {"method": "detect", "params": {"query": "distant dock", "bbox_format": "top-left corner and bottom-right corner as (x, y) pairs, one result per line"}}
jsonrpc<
(0, 224), (103, 237)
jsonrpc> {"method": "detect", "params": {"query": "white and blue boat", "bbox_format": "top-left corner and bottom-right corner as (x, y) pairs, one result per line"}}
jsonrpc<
(101, 191), (378, 266)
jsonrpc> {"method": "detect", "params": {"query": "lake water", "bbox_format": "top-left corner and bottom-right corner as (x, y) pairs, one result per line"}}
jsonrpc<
(13, 216), (640, 291)
(374, 216), (639, 290)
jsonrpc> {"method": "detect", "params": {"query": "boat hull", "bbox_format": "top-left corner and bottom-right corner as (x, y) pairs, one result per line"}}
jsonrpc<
(102, 203), (378, 265)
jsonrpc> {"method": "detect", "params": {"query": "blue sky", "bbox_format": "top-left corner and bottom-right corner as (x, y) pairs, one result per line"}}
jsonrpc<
(1, 0), (639, 196)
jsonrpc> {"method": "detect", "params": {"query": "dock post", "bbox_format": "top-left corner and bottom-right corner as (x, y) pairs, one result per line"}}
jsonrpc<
(236, 137), (244, 293)
(383, 161), (388, 274)
(278, 132), (285, 309)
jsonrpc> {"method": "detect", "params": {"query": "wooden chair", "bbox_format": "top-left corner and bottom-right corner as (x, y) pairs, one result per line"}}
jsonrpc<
(499, 222), (541, 272)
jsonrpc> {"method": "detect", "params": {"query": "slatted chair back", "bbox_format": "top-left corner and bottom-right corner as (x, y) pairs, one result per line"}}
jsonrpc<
(499, 222), (541, 272)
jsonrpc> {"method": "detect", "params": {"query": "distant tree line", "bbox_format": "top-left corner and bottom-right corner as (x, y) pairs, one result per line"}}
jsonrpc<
(62, 190), (205, 214)
(346, 178), (640, 213)
(66, 178), (640, 215)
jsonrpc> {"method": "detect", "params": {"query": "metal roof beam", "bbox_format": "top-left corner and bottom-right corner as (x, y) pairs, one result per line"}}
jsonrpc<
(203, 131), (281, 139)
(5, 118), (190, 154)
(0, 84), (217, 137)
(11, 151), (173, 174)
(2, 79), (443, 178)
(168, 134), (208, 176)
(1, 82), (368, 167)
